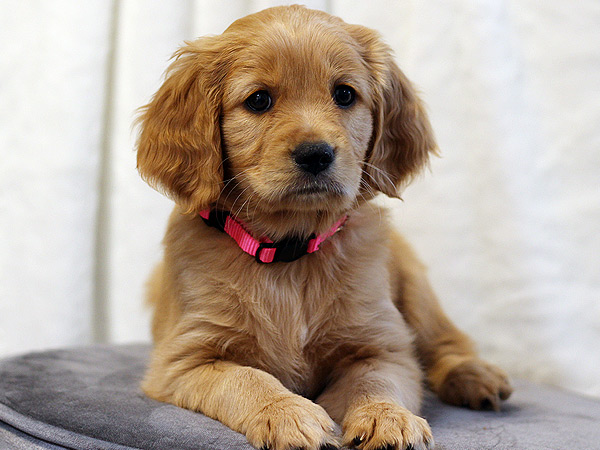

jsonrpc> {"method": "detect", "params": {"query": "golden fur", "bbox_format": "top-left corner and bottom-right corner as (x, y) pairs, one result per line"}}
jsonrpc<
(136, 6), (512, 450)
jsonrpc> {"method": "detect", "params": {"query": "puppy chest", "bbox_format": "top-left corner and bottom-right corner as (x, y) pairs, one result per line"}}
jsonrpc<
(224, 290), (337, 396)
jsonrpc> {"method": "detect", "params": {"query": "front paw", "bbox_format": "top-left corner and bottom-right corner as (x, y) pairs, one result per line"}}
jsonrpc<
(343, 402), (433, 450)
(436, 358), (513, 411)
(245, 395), (340, 450)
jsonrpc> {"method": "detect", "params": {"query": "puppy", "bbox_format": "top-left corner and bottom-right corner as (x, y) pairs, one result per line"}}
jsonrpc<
(136, 6), (512, 450)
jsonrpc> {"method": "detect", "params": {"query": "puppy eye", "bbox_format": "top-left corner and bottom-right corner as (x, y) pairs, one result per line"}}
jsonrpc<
(333, 85), (356, 108)
(245, 90), (273, 113)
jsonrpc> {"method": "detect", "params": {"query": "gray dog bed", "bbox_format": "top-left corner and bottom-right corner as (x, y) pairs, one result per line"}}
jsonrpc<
(1, 344), (599, 450)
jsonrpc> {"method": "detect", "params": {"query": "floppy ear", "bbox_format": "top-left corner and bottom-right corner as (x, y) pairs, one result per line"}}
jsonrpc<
(349, 26), (438, 198)
(136, 37), (225, 213)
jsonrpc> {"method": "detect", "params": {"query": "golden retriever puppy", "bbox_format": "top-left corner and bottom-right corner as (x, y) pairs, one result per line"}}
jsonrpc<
(136, 5), (512, 450)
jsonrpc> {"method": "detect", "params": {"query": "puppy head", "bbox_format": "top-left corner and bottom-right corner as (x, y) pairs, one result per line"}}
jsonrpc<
(137, 6), (437, 219)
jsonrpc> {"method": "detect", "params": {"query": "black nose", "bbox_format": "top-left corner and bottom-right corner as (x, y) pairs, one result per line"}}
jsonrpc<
(292, 142), (335, 175)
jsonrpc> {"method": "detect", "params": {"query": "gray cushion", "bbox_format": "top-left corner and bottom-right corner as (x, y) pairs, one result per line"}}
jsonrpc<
(0, 344), (599, 450)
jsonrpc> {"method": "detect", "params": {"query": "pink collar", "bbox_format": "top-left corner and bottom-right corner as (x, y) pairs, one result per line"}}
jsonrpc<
(199, 209), (347, 263)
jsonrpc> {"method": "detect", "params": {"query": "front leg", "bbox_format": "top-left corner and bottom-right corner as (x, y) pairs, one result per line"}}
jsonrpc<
(317, 349), (433, 450)
(143, 355), (339, 450)
(388, 232), (513, 410)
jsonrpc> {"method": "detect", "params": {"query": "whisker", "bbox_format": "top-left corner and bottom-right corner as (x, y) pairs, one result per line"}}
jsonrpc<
(217, 155), (231, 171)
(220, 167), (253, 193)
(361, 161), (395, 192)
(229, 185), (253, 217)
(359, 179), (383, 226)
(235, 192), (254, 220)
(220, 168), (256, 207)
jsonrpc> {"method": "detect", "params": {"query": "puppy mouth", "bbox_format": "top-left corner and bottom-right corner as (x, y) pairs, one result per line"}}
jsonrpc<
(285, 179), (346, 198)
(290, 185), (331, 196)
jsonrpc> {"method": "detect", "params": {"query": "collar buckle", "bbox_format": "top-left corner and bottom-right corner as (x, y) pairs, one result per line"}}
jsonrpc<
(255, 234), (315, 264)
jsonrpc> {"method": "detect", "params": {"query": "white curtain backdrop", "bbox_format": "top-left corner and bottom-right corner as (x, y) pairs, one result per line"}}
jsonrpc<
(1, 0), (599, 398)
